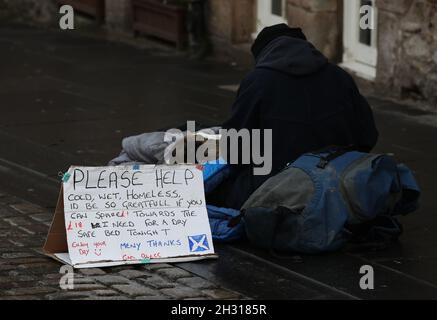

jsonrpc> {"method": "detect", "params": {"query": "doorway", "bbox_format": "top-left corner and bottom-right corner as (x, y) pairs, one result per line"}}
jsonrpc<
(342, 0), (378, 79)
(255, 0), (287, 37)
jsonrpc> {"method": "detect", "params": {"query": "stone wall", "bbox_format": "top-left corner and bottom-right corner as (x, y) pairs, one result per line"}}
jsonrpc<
(206, 0), (233, 45)
(206, 0), (255, 64)
(0, 0), (58, 26)
(376, 0), (437, 108)
(286, 0), (341, 61)
(105, 0), (132, 34)
(207, 0), (254, 44)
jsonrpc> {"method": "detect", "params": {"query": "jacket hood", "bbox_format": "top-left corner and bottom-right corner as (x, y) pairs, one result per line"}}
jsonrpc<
(255, 36), (328, 76)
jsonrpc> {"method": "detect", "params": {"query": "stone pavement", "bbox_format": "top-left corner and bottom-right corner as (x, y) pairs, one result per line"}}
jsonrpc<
(0, 192), (245, 300)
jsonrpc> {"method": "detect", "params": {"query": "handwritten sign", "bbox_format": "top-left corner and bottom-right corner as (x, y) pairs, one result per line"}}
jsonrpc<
(62, 165), (215, 267)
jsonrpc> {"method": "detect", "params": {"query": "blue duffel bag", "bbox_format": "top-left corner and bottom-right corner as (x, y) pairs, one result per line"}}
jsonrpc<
(241, 147), (421, 254)
(202, 159), (245, 242)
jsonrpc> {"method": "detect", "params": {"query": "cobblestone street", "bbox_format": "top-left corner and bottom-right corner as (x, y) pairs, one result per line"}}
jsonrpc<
(0, 192), (245, 300)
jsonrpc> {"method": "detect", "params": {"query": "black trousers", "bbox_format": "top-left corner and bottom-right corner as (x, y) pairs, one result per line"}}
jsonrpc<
(206, 165), (272, 210)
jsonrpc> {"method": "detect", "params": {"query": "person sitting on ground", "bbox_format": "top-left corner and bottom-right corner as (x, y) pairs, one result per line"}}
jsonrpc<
(208, 24), (379, 210)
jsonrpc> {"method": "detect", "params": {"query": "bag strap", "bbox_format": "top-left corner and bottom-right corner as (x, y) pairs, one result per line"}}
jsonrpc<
(315, 145), (357, 169)
(227, 210), (245, 228)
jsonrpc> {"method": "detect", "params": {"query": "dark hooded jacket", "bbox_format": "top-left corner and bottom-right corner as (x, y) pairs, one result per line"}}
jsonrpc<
(210, 36), (379, 210)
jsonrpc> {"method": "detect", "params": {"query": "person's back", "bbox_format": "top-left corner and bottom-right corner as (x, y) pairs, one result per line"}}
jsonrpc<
(210, 24), (379, 210)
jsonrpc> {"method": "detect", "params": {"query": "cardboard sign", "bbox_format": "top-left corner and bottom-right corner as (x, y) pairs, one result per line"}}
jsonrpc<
(44, 165), (217, 268)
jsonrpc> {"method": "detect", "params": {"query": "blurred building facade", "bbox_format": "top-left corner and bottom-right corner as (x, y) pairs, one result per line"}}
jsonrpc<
(0, 0), (436, 108)
(208, 0), (437, 109)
